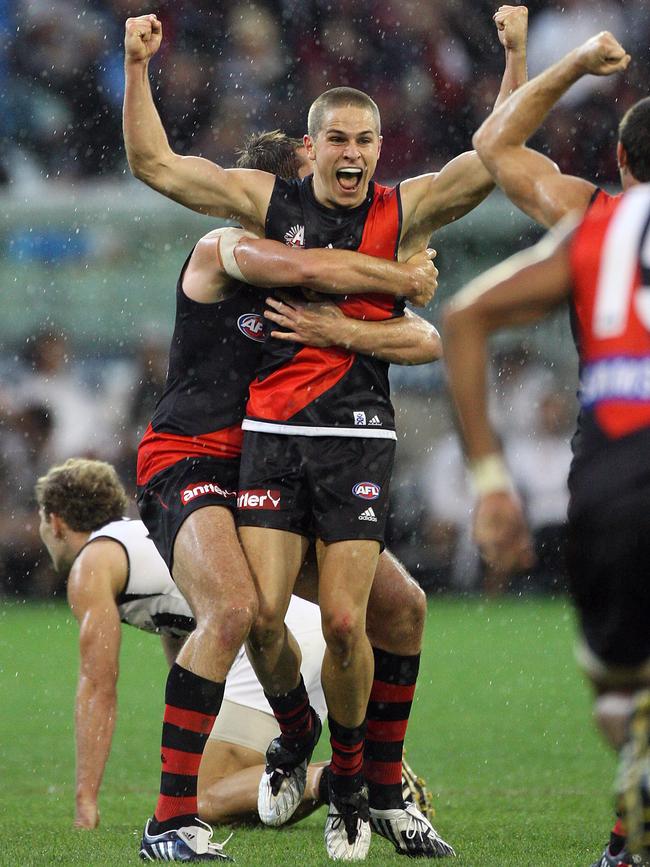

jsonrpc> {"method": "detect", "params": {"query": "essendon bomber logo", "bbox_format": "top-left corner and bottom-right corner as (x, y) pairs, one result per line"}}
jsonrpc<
(237, 313), (265, 342)
(352, 482), (381, 501)
(237, 489), (282, 510)
(181, 482), (236, 505)
(284, 224), (305, 247)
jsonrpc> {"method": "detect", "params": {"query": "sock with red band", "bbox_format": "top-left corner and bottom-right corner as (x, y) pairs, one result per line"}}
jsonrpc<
(609, 817), (627, 856)
(150, 663), (224, 833)
(264, 675), (314, 752)
(329, 715), (366, 796)
(364, 647), (420, 810)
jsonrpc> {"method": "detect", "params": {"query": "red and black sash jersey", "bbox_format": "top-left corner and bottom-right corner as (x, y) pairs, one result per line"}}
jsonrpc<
(568, 184), (650, 514)
(136, 252), (265, 486)
(243, 176), (404, 438)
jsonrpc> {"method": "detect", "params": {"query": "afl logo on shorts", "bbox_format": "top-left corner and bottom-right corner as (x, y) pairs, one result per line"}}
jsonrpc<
(352, 482), (381, 501)
(237, 313), (265, 342)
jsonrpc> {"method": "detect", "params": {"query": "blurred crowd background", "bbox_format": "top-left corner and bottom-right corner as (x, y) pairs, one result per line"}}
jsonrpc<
(0, 0), (645, 598)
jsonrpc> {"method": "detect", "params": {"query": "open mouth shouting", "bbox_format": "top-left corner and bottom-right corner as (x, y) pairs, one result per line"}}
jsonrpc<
(336, 166), (363, 192)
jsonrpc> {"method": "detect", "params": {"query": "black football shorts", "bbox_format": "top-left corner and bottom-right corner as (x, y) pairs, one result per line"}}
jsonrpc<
(567, 485), (650, 670)
(137, 455), (240, 571)
(237, 431), (395, 545)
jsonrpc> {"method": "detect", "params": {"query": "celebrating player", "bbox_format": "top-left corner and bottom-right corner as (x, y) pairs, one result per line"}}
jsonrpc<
(124, 7), (528, 859)
(125, 122), (452, 861)
(471, 30), (650, 867)
(443, 40), (650, 867)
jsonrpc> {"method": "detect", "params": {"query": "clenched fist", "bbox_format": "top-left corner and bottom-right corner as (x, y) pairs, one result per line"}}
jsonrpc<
(124, 14), (162, 64)
(494, 5), (528, 53)
(574, 31), (631, 77)
(405, 248), (438, 308)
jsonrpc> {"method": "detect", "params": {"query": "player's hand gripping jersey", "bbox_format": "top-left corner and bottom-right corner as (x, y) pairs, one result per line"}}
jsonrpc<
(243, 177), (404, 439)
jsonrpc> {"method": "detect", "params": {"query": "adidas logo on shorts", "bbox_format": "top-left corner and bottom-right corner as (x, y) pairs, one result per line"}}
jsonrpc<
(358, 507), (377, 522)
(368, 415), (382, 426)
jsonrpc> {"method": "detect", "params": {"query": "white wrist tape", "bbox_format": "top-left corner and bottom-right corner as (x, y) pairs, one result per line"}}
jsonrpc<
(218, 227), (257, 282)
(470, 453), (514, 496)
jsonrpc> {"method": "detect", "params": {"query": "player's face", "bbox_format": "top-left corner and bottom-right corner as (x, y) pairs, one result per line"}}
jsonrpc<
(305, 106), (382, 209)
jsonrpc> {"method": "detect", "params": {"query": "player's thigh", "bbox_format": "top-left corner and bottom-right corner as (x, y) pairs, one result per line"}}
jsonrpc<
(317, 538), (379, 632)
(174, 505), (256, 617)
(239, 525), (309, 623)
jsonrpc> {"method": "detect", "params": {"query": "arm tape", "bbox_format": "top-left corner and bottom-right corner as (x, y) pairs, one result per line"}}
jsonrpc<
(217, 227), (258, 282)
(469, 453), (514, 496)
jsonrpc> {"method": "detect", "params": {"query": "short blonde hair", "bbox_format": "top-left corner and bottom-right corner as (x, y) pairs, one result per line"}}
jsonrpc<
(307, 87), (381, 138)
(35, 458), (128, 532)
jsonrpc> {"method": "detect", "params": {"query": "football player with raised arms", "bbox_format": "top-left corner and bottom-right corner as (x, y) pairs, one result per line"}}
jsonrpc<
(444, 32), (650, 867)
(123, 6), (529, 860)
(124, 122), (452, 862)
(470, 27), (650, 867)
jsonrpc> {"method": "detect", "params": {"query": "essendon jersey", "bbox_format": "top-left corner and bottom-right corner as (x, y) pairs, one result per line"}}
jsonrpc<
(243, 177), (404, 439)
(136, 252), (265, 486)
(568, 184), (650, 511)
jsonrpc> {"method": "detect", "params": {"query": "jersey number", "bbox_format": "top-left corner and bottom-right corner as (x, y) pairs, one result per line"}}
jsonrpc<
(593, 194), (650, 338)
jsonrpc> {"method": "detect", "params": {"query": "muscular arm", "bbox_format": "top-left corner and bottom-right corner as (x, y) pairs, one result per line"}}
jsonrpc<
(400, 6), (529, 249)
(67, 541), (127, 829)
(231, 237), (437, 306)
(183, 229), (438, 307)
(442, 225), (575, 571)
(473, 32), (630, 228)
(123, 15), (272, 227)
(265, 297), (442, 365)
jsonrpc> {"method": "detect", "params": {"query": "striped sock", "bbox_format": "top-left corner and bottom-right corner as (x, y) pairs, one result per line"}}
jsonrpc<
(264, 675), (314, 752)
(364, 648), (420, 810)
(151, 663), (224, 831)
(329, 715), (366, 796)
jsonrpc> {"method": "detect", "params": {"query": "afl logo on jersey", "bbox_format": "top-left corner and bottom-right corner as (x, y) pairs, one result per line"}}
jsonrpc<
(352, 482), (381, 501)
(237, 313), (265, 342)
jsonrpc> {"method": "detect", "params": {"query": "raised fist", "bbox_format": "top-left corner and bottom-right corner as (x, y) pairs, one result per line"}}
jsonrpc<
(124, 14), (162, 63)
(494, 5), (528, 53)
(575, 31), (630, 77)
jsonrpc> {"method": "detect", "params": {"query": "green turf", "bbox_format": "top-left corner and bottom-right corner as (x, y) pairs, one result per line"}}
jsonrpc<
(0, 597), (615, 865)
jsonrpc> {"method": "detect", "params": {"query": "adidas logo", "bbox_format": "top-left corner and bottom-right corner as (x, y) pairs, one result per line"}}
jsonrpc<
(358, 507), (377, 522)
(368, 415), (382, 426)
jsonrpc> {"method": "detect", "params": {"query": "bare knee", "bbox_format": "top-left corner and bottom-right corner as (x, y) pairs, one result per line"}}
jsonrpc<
(248, 606), (287, 653)
(322, 609), (366, 659)
(195, 596), (257, 656)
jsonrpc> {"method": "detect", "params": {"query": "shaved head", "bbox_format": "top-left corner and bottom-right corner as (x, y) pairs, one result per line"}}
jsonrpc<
(307, 87), (381, 139)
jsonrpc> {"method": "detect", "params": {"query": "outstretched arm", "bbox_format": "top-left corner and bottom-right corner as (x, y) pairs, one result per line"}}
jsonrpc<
(473, 31), (630, 228)
(442, 223), (575, 572)
(67, 541), (127, 830)
(400, 6), (529, 246)
(183, 228), (438, 308)
(264, 296), (442, 365)
(123, 15), (273, 227)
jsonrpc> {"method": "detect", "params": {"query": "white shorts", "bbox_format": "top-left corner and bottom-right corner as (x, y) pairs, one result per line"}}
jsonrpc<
(209, 597), (327, 751)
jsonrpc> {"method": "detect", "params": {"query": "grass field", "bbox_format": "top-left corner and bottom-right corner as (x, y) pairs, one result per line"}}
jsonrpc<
(0, 597), (616, 866)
